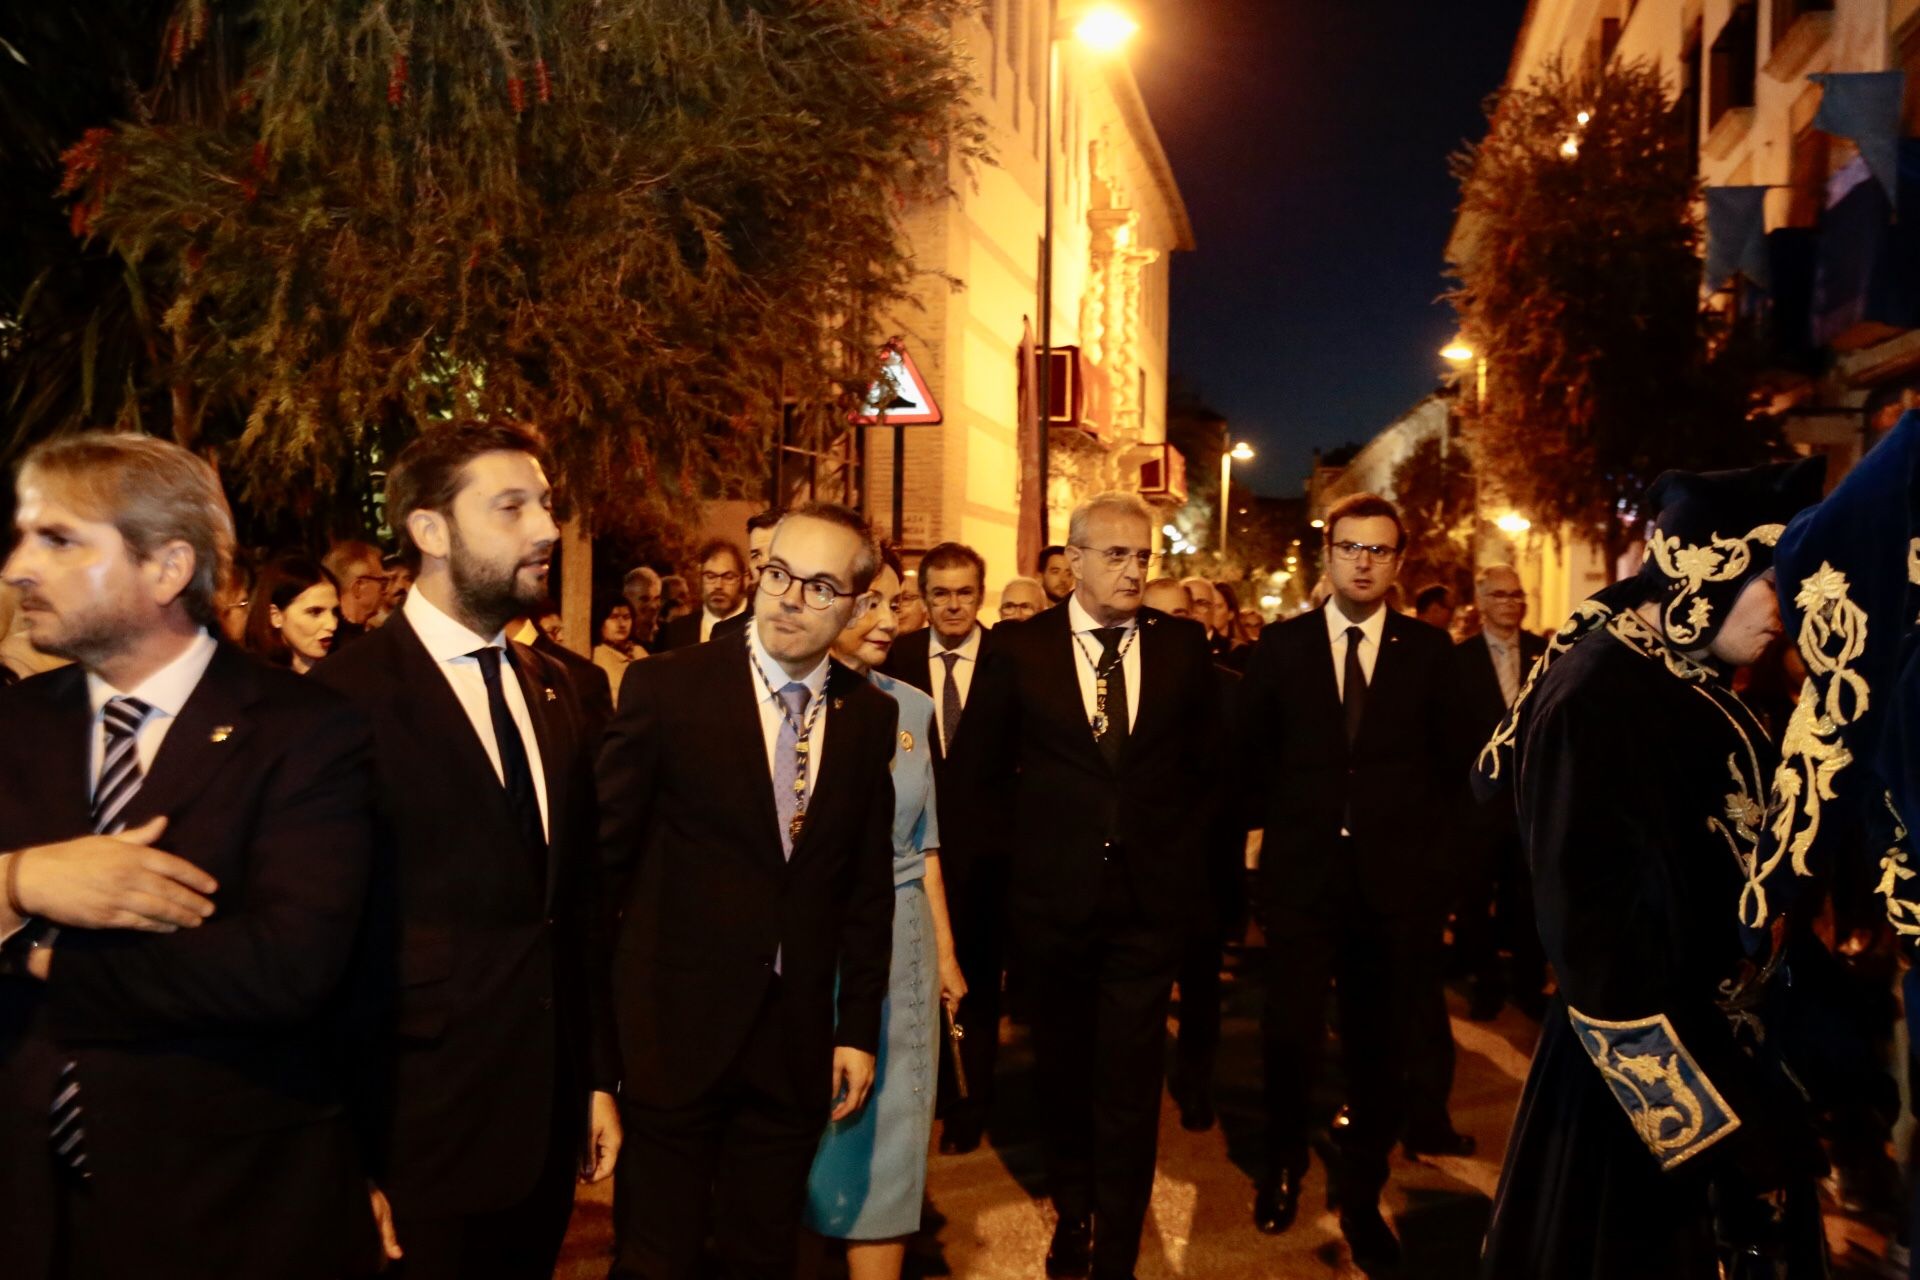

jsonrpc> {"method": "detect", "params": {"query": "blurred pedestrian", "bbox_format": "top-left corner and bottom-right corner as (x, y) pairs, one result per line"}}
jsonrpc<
(657, 539), (747, 651)
(0, 431), (377, 1279)
(592, 597), (641, 700)
(243, 555), (342, 674)
(997, 576), (1047, 622)
(1038, 544), (1076, 607)
(622, 566), (663, 658)
(1414, 584), (1454, 632)
(323, 538), (389, 644)
(893, 573), (928, 635)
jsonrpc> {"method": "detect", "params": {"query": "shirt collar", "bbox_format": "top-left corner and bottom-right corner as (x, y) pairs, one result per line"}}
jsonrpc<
(747, 617), (831, 699)
(1482, 629), (1513, 657)
(405, 586), (506, 662)
(1067, 594), (1138, 636)
(1325, 597), (1389, 647)
(87, 628), (219, 719)
(705, 602), (746, 625)
(931, 625), (983, 660)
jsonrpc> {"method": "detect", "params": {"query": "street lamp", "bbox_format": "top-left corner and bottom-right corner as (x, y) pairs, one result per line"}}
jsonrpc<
(1037, 4), (1138, 551)
(1495, 510), (1532, 536)
(1219, 440), (1254, 556)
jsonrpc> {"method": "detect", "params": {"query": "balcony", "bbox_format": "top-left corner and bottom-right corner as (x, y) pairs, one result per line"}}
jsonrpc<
(1764, 0), (1833, 81)
(1813, 145), (1920, 351)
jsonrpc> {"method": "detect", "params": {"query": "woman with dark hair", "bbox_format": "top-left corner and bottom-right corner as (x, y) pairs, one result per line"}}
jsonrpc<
(244, 556), (341, 673)
(591, 595), (641, 699)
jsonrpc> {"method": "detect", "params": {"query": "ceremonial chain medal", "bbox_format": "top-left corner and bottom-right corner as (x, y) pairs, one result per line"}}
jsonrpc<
(1072, 624), (1137, 740)
(749, 644), (827, 843)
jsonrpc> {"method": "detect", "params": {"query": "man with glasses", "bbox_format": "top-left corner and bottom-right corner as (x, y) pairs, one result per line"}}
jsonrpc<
(879, 541), (1003, 1153)
(1452, 566), (1548, 1021)
(1239, 492), (1470, 1275)
(323, 538), (390, 645)
(656, 538), (748, 651)
(597, 503), (897, 1280)
(996, 577), (1047, 623)
(954, 493), (1219, 1280)
(710, 509), (785, 648)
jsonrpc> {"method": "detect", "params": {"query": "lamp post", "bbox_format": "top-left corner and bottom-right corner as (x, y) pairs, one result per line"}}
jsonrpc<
(1037, 3), (1138, 552)
(1219, 439), (1254, 556)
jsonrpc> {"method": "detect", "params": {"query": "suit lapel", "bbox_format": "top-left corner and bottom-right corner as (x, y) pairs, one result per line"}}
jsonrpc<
(35, 668), (96, 835)
(1354, 615), (1409, 752)
(722, 644), (786, 868)
(507, 638), (567, 908)
(120, 646), (258, 831)
(1303, 618), (1344, 749)
(790, 662), (862, 864)
(1123, 611), (1170, 764)
(1040, 607), (1110, 774)
(385, 613), (522, 832)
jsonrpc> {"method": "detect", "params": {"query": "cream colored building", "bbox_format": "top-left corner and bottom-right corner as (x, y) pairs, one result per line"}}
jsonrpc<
(857, 3), (1195, 586)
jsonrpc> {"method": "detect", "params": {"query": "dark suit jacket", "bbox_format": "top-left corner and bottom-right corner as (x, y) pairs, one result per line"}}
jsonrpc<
(877, 625), (997, 707)
(1455, 629), (1548, 747)
(313, 612), (615, 1219)
(709, 609), (751, 647)
(597, 639), (896, 1111)
(880, 624), (998, 878)
(0, 646), (377, 1279)
(531, 631), (615, 739)
(1240, 607), (1471, 917)
(657, 609), (746, 653)
(951, 606), (1221, 942)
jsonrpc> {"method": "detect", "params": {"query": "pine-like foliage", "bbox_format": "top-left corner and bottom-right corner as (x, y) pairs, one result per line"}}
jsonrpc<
(1447, 59), (1770, 558)
(62, 0), (987, 532)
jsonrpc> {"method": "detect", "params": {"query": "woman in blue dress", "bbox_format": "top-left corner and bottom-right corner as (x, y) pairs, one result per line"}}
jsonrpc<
(805, 547), (967, 1279)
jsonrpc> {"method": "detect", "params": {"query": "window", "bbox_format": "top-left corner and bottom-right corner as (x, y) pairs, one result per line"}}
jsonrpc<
(1677, 23), (1704, 171)
(1709, 2), (1758, 128)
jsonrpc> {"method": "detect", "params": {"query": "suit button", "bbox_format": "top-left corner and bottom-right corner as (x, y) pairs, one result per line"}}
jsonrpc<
(544, 917), (555, 929)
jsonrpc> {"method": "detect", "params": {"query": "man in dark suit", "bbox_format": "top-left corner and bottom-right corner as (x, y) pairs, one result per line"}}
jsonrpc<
(0, 432), (377, 1280)
(315, 422), (619, 1280)
(1452, 564), (1548, 1020)
(598, 502), (896, 1280)
(708, 508), (783, 649)
(954, 494), (1219, 1280)
(879, 540), (1004, 1153)
(1240, 492), (1469, 1275)
(656, 538), (748, 651)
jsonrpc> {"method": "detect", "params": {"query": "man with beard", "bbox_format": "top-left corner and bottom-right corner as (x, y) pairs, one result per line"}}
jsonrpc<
(598, 503), (896, 1279)
(1037, 545), (1075, 608)
(315, 422), (620, 1280)
(710, 508), (784, 648)
(0, 432), (377, 1279)
(657, 540), (748, 651)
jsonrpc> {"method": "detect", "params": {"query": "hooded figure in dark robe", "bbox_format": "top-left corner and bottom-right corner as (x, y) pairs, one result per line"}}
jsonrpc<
(1479, 456), (1830, 1280)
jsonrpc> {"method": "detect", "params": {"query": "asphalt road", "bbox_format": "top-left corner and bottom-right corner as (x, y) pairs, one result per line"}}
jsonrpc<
(557, 962), (1904, 1279)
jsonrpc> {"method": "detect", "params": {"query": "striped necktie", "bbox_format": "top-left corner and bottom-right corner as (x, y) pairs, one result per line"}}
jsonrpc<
(54, 694), (154, 1178)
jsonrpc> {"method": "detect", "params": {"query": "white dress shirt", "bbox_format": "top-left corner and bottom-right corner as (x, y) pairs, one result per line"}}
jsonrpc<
(747, 624), (829, 797)
(1067, 595), (1142, 732)
(928, 625), (982, 745)
(1325, 597), (1388, 700)
(85, 628), (220, 789)
(405, 589), (551, 839)
(701, 604), (746, 644)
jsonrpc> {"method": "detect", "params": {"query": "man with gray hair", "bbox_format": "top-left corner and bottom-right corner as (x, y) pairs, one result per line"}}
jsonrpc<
(954, 490), (1220, 1280)
(323, 537), (390, 643)
(621, 565), (662, 658)
(0, 432), (378, 1277)
(996, 576), (1047, 622)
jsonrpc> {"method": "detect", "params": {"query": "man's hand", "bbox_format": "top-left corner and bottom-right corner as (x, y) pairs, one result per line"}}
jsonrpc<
(25, 943), (52, 981)
(9, 818), (218, 932)
(828, 1047), (877, 1123)
(368, 1183), (403, 1265)
(581, 1090), (621, 1183)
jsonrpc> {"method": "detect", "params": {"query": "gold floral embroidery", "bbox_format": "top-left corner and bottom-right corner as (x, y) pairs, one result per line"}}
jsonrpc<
(1710, 754), (1766, 879)
(1474, 597), (1613, 783)
(1908, 538), (1920, 588)
(1569, 1007), (1741, 1171)
(1878, 797), (1920, 939)
(1749, 562), (1869, 928)
(1646, 522), (1786, 645)
(1606, 607), (1717, 684)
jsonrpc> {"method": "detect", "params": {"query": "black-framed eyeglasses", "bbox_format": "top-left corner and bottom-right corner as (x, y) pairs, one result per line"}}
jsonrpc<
(929, 587), (979, 606)
(700, 571), (742, 586)
(759, 564), (858, 611)
(1484, 589), (1527, 602)
(1330, 541), (1400, 563)
(1074, 545), (1153, 570)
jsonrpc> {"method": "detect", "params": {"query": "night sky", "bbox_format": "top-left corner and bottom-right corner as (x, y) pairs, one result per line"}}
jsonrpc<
(1132, 0), (1533, 496)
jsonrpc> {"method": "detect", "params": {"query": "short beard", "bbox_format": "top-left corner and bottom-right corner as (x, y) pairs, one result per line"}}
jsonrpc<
(448, 523), (544, 636)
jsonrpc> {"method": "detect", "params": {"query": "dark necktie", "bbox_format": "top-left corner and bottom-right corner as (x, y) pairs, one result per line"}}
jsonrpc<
(472, 647), (546, 859)
(53, 695), (153, 1178)
(1093, 626), (1130, 766)
(937, 650), (963, 754)
(1342, 625), (1368, 745)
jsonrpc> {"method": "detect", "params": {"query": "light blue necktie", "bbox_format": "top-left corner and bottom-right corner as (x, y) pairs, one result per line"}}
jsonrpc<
(774, 682), (811, 860)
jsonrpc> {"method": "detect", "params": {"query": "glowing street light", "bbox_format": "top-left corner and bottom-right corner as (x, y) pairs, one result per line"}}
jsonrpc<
(1221, 440), (1255, 556)
(1229, 440), (1255, 462)
(1495, 511), (1533, 536)
(1440, 341), (1476, 364)
(1074, 6), (1140, 52)
(1309, 518), (1325, 530)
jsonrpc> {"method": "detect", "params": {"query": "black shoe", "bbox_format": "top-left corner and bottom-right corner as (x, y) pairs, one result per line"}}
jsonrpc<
(1403, 1127), (1477, 1158)
(1045, 1214), (1092, 1278)
(1340, 1204), (1402, 1277)
(1465, 984), (1504, 1022)
(938, 1111), (984, 1155)
(1177, 1089), (1215, 1132)
(1252, 1169), (1302, 1235)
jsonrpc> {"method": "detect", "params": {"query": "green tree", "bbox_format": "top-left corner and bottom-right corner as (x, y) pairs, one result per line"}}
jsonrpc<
(52, 0), (986, 536)
(1447, 58), (1772, 566)
(1391, 431), (1475, 598)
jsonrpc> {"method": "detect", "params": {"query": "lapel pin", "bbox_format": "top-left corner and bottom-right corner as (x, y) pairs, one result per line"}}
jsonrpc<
(900, 730), (914, 753)
(544, 687), (557, 702)
(210, 725), (234, 743)
(833, 697), (845, 711)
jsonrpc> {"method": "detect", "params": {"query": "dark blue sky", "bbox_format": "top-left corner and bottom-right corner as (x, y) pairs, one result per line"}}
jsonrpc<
(1133, 0), (1532, 496)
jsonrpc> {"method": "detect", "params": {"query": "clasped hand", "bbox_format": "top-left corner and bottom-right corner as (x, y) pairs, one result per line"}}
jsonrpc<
(4, 817), (218, 938)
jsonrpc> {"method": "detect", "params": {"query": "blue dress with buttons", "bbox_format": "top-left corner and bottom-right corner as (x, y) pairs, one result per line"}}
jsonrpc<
(803, 669), (941, 1240)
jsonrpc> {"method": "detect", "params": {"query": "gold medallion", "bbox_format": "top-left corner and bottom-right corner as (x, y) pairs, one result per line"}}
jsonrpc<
(210, 725), (235, 743)
(900, 730), (914, 753)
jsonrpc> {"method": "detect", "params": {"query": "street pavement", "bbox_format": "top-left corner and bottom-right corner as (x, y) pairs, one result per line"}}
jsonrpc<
(557, 957), (1905, 1279)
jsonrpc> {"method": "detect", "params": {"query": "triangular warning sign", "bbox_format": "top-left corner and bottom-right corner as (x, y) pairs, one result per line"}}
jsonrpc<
(851, 342), (942, 425)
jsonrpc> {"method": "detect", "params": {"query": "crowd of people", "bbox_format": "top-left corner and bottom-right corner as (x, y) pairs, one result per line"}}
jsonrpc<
(3, 416), (1917, 1280)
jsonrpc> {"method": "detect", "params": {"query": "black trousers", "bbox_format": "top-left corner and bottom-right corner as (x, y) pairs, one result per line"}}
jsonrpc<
(1260, 850), (1433, 1205)
(1023, 864), (1181, 1280)
(938, 855), (1010, 1128)
(609, 981), (826, 1280)
(1173, 930), (1224, 1101)
(1405, 935), (1459, 1140)
(389, 1088), (581, 1280)
(1452, 825), (1546, 1009)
